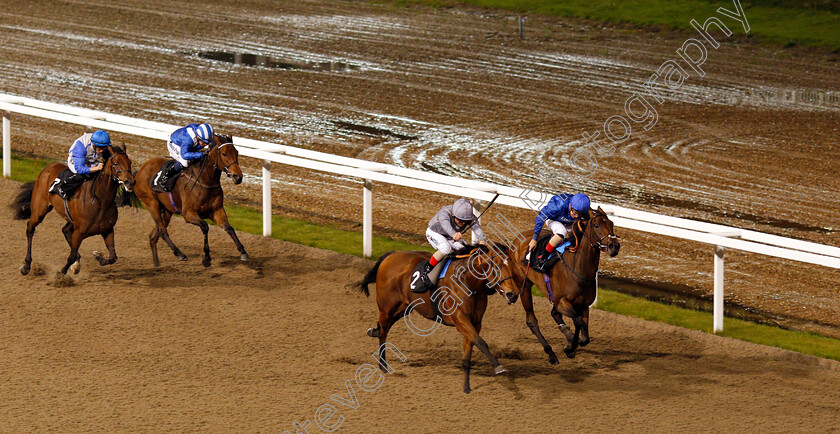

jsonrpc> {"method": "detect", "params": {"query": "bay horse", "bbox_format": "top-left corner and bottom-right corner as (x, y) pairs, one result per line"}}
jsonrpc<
(133, 134), (248, 268)
(509, 207), (620, 363)
(359, 244), (520, 394)
(13, 144), (136, 275)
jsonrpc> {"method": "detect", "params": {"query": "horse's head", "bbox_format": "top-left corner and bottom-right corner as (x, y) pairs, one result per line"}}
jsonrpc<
(470, 243), (521, 305)
(104, 144), (135, 192)
(587, 206), (620, 257)
(208, 134), (243, 184)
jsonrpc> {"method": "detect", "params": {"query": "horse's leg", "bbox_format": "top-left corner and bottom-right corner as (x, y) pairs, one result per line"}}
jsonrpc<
(60, 230), (84, 275)
(149, 225), (161, 267)
(59, 222), (83, 274)
(553, 298), (581, 358)
(520, 284), (558, 365)
(183, 211), (211, 268)
(461, 336), (474, 394)
(21, 195), (52, 276)
(550, 305), (575, 343)
(371, 308), (404, 373)
(452, 312), (506, 378)
(211, 207), (249, 262)
(154, 209), (187, 263)
(93, 229), (117, 266)
(579, 307), (591, 347)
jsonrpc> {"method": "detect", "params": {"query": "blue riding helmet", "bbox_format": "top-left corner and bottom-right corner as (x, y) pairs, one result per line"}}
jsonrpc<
(90, 130), (111, 147)
(570, 193), (590, 212)
(195, 123), (214, 144)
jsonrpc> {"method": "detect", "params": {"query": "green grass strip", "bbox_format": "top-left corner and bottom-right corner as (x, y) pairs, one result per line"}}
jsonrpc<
(3, 155), (838, 361)
(597, 288), (840, 361)
(224, 204), (430, 258)
(390, 0), (840, 50)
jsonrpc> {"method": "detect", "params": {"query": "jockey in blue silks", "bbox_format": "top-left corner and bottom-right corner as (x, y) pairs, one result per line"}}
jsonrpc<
(153, 123), (214, 191)
(50, 130), (111, 199)
(527, 192), (591, 272)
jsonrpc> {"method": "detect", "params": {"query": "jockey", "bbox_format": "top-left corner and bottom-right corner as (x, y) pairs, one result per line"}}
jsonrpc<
(153, 123), (214, 191)
(51, 130), (111, 199)
(528, 192), (591, 272)
(423, 198), (487, 281)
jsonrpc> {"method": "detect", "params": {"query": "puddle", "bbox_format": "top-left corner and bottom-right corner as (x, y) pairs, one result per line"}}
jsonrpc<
(601, 184), (835, 234)
(197, 51), (359, 71)
(738, 88), (840, 109)
(333, 121), (418, 140)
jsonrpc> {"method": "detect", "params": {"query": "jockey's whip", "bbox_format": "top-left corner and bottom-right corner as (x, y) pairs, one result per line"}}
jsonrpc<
(461, 193), (500, 233)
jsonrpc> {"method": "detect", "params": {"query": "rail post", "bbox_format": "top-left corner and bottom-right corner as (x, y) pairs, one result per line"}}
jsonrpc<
(262, 160), (271, 236)
(363, 179), (373, 258)
(3, 113), (10, 177)
(714, 245), (724, 332)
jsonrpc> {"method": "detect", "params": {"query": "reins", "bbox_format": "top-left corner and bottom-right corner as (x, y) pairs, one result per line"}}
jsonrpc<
(186, 140), (235, 191)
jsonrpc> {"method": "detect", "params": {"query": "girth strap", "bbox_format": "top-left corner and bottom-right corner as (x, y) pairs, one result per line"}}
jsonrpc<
(63, 199), (73, 224)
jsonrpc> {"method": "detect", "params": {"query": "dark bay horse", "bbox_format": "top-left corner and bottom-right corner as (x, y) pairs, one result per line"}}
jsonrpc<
(133, 134), (248, 268)
(13, 145), (136, 275)
(359, 244), (520, 393)
(509, 207), (620, 363)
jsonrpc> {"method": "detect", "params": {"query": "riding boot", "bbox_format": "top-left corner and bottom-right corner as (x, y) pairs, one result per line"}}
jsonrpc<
(54, 174), (86, 199)
(153, 165), (181, 192)
(426, 260), (448, 287)
(531, 247), (553, 273)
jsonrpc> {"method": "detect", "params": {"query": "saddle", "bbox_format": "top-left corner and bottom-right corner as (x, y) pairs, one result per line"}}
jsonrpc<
(410, 246), (487, 294)
(152, 160), (181, 192)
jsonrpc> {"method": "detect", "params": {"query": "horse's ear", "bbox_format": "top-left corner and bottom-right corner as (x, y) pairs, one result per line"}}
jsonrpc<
(598, 206), (605, 215)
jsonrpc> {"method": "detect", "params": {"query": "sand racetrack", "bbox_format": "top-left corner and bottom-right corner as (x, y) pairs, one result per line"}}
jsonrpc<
(1, 177), (838, 432)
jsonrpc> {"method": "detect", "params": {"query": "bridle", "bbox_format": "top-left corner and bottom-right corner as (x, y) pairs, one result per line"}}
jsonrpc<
(554, 213), (618, 283)
(212, 141), (238, 176)
(108, 154), (132, 185)
(587, 214), (620, 251)
(484, 247), (515, 296)
(187, 140), (237, 191)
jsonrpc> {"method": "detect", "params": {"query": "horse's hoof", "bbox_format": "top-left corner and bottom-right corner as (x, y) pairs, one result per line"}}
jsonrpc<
(177, 254), (188, 261)
(240, 253), (249, 262)
(580, 337), (591, 347)
(69, 260), (81, 275)
(563, 346), (576, 359)
(93, 251), (106, 266)
(366, 327), (380, 338)
(494, 365), (507, 375)
(20, 264), (30, 276)
(202, 258), (211, 268)
(548, 354), (559, 365)
(463, 387), (472, 394)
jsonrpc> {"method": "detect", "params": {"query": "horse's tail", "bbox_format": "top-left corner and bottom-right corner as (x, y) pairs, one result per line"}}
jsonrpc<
(11, 182), (35, 220)
(359, 251), (395, 297)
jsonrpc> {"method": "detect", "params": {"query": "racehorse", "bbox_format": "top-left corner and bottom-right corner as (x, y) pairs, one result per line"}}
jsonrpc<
(133, 134), (248, 268)
(509, 207), (620, 362)
(359, 244), (520, 393)
(13, 144), (136, 275)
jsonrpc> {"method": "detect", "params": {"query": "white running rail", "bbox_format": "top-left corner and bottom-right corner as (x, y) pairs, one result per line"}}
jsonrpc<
(2, 92), (838, 332)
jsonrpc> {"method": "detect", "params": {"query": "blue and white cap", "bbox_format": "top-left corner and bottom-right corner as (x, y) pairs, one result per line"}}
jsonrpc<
(195, 123), (214, 144)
